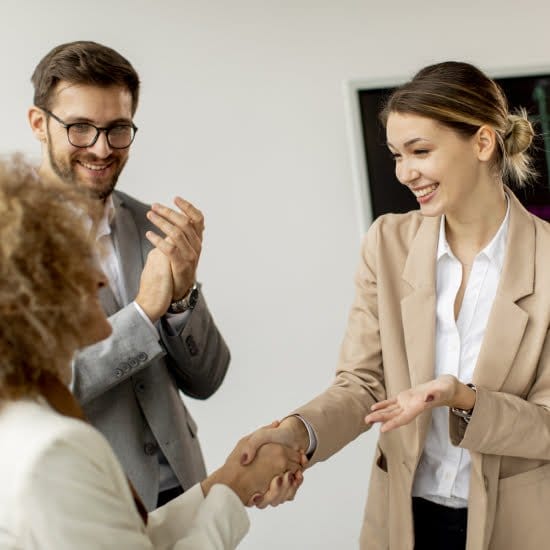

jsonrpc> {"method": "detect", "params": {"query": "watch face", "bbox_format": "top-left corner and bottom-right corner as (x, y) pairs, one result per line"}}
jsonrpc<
(168, 286), (198, 314)
(168, 299), (186, 314)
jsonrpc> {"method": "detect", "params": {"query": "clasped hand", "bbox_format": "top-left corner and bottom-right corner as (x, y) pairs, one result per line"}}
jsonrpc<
(136, 196), (203, 322)
(201, 424), (306, 506)
(236, 417), (310, 508)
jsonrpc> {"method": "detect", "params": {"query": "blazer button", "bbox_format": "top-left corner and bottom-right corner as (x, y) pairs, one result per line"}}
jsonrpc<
(137, 352), (148, 362)
(128, 357), (139, 368)
(118, 362), (130, 372)
(144, 442), (158, 456)
(185, 335), (199, 357)
(135, 383), (146, 393)
(114, 368), (123, 378)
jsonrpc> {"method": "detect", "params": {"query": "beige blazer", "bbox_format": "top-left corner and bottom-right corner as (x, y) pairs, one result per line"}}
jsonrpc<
(296, 190), (550, 550)
(0, 399), (249, 549)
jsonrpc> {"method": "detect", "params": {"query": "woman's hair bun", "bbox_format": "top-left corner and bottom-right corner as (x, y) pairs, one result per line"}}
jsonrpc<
(504, 110), (534, 156)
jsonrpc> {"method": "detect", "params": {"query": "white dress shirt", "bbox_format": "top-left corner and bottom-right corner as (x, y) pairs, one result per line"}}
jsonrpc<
(95, 196), (156, 333)
(412, 198), (510, 508)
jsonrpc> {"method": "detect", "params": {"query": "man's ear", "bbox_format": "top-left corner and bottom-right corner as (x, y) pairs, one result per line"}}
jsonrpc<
(28, 106), (48, 142)
(475, 125), (497, 162)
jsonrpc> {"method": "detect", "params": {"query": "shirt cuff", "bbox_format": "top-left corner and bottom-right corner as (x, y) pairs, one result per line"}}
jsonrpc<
(162, 309), (191, 335)
(294, 414), (318, 457)
(132, 301), (158, 337)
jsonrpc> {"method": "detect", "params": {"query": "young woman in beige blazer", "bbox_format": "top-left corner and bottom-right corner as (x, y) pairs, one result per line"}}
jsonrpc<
(243, 62), (550, 550)
(0, 160), (304, 549)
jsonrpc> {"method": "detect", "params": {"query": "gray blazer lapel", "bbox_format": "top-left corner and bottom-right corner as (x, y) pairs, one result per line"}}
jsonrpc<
(111, 193), (144, 305)
(99, 284), (120, 317)
(472, 190), (534, 390)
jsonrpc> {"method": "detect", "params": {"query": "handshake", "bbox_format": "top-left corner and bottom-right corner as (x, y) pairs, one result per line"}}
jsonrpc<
(200, 416), (311, 507)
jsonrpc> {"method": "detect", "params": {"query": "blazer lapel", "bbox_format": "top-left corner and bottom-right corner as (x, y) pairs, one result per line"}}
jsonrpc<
(400, 215), (439, 451)
(111, 193), (143, 305)
(472, 190), (534, 390)
(401, 215), (439, 387)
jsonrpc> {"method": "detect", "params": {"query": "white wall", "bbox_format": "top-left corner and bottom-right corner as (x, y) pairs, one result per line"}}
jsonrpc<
(3, 1), (550, 547)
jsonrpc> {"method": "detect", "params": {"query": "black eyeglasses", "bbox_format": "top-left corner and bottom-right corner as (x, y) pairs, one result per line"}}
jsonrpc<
(43, 109), (138, 149)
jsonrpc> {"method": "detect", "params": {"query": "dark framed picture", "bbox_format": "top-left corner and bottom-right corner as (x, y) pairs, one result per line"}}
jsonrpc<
(345, 69), (550, 234)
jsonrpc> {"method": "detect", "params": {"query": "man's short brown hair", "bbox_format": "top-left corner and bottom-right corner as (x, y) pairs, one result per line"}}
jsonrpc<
(31, 41), (140, 114)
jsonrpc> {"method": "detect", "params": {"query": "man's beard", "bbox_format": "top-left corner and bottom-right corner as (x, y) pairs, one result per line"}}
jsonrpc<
(47, 138), (125, 201)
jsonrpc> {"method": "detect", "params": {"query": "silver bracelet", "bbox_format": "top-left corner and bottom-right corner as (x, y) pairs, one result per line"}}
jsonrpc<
(450, 383), (477, 424)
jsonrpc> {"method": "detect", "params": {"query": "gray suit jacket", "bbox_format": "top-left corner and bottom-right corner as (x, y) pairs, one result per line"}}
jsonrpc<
(72, 190), (230, 511)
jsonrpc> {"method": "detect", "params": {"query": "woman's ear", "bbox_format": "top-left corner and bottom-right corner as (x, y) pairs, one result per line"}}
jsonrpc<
(28, 106), (48, 143)
(475, 124), (497, 162)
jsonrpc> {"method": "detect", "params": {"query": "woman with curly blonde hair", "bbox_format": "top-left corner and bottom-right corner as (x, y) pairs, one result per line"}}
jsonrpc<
(0, 157), (303, 549)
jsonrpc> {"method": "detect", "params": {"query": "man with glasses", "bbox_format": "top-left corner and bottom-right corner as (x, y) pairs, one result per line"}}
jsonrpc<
(27, 41), (231, 511)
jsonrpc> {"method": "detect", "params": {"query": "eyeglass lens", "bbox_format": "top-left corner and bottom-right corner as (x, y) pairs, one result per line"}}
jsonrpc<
(68, 123), (135, 148)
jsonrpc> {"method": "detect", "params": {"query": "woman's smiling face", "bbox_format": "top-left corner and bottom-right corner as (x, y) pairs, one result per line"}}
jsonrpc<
(386, 112), (484, 219)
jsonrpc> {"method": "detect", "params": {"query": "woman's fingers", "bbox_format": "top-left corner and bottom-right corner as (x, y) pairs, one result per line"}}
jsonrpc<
(370, 397), (397, 411)
(365, 404), (402, 425)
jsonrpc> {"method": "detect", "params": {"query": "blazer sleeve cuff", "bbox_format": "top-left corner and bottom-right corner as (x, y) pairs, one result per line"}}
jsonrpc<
(147, 483), (249, 548)
(449, 385), (489, 448)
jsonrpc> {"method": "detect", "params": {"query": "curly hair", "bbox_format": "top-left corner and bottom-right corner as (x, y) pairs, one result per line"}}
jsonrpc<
(0, 156), (100, 399)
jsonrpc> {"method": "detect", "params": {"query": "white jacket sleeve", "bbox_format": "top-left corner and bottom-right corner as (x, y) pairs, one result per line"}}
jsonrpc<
(18, 421), (249, 549)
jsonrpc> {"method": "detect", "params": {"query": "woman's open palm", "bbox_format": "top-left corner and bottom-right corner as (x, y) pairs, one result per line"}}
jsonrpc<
(365, 375), (458, 432)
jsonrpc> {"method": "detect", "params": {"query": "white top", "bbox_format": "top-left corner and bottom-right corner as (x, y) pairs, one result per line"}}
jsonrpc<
(412, 199), (510, 508)
(0, 399), (249, 549)
(96, 196), (155, 330)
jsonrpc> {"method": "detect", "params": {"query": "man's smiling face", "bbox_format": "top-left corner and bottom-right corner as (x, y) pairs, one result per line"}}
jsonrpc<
(40, 82), (134, 200)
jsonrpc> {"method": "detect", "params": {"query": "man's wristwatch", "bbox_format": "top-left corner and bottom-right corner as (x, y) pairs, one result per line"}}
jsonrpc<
(168, 283), (199, 314)
(450, 383), (477, 423)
